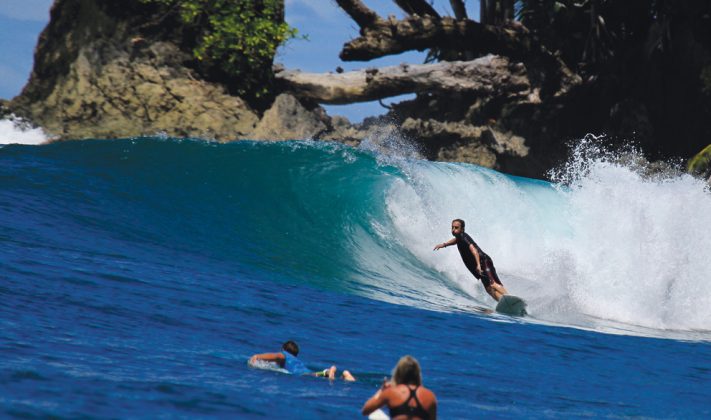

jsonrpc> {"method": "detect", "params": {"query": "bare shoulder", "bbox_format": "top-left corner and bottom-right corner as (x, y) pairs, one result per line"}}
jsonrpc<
(417, 386), (437, 403)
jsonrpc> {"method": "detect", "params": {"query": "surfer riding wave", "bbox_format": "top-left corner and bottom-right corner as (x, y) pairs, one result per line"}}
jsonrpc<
(433, 219), (508, 302)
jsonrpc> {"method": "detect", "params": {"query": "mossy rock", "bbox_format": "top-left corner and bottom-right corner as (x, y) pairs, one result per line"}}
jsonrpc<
(687, 144), (711, 178)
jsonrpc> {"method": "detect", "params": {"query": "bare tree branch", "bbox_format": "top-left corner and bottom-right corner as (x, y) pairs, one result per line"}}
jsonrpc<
(275, 56), (530, 104)
(334, 0), (382, 29)
(502, 0), (514, 22)
(449, 0), (468, 20)
(480, 0), (514, 25)
(480, 0), (494, 25)
(339, 15), (531, 62)
(393, 0), (440, 18)
(331, 2), (578, 100)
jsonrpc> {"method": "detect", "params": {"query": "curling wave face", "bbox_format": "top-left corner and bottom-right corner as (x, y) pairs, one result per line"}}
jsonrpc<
(2, 137), (710, 340)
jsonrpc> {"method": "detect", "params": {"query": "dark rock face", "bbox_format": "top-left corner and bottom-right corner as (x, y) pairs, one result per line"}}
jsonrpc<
(385, 89), (561, 177)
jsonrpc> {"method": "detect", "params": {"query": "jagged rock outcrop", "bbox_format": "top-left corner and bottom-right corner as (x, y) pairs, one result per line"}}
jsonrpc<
(396, 118), (533, 172)
(9, 0), (262, 141)
(249, 94), (329, 141)
(13, 40), (259, 140)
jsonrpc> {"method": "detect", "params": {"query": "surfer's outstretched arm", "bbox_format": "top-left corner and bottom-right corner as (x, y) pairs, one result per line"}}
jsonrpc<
(433, 238), (456, 250)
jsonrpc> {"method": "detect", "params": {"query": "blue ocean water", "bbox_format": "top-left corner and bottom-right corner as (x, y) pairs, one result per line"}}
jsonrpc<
(1, 138), (710, 418)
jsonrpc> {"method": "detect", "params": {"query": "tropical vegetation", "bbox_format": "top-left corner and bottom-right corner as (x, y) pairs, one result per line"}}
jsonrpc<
(141, 0), (297, 105)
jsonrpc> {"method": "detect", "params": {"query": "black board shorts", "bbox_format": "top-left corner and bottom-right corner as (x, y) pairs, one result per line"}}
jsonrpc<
(469, 256), (503, 288)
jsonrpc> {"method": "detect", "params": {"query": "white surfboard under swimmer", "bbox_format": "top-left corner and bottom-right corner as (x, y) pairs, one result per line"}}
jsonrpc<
(368, 408), (390, 420)
(247, 359), (289, 374)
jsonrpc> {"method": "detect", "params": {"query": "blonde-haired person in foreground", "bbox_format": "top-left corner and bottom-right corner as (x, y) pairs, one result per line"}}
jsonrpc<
(361, 355), (437, 419)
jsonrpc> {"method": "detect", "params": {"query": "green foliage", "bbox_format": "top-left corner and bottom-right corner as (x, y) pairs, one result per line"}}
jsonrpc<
(687, 144), (711, 177)
(141, 0), (296, 102)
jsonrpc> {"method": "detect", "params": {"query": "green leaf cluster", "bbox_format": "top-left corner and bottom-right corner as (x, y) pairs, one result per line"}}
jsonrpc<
(687, 144), (711, 177)
(141, 0), (296, 103)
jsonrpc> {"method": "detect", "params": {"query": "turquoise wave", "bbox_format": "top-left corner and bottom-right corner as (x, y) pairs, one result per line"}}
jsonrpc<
(3, 137), (711, 338)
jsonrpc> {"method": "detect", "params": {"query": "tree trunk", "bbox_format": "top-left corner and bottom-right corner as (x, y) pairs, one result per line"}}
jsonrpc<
(275, 56), (530, 104)
(449, 0), (468, 20)
(339, 14), (532, 62)
(480, 0), (514, 25)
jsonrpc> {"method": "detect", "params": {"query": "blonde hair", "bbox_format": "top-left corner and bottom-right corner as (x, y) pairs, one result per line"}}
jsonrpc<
(391, 355), (422, 386)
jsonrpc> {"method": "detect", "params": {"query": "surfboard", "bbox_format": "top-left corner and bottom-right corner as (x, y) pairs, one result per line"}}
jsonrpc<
(248, 359), (289, 374)
(368, 408), (390, 420)
(495, 295), (527, 316)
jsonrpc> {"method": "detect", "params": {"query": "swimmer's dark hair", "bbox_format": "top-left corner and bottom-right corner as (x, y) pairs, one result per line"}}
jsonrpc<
(282, 340), (299, 356)
(452, 219), (465, 230)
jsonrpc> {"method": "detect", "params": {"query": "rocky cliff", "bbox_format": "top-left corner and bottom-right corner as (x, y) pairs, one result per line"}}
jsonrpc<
(9, 0), (262, 140)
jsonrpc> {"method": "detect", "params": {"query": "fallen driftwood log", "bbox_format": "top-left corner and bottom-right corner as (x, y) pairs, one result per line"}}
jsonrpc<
(275, 55), (530, 104)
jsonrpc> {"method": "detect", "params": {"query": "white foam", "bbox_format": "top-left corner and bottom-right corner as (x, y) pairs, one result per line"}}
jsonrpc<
(382, 140), (711, 337)
(0, 116), (49, 145)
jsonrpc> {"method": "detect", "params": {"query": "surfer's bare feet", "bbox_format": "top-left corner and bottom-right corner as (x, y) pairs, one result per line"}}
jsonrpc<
(342, 370), (356, 382)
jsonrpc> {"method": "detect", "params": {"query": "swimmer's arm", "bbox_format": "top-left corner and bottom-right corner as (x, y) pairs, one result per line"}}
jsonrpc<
(469, 244), (482, 272)
(434, 238), (456, 250)
(361, 386), (391, 416)
(429, 394), (438, 419)
(249, 352), (285, 366)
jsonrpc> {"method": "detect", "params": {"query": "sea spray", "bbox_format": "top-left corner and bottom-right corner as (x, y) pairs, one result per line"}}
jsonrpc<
(0, 115), (49, 145)
(546, 136), (711, 330)
(383, 134), (711, 333)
